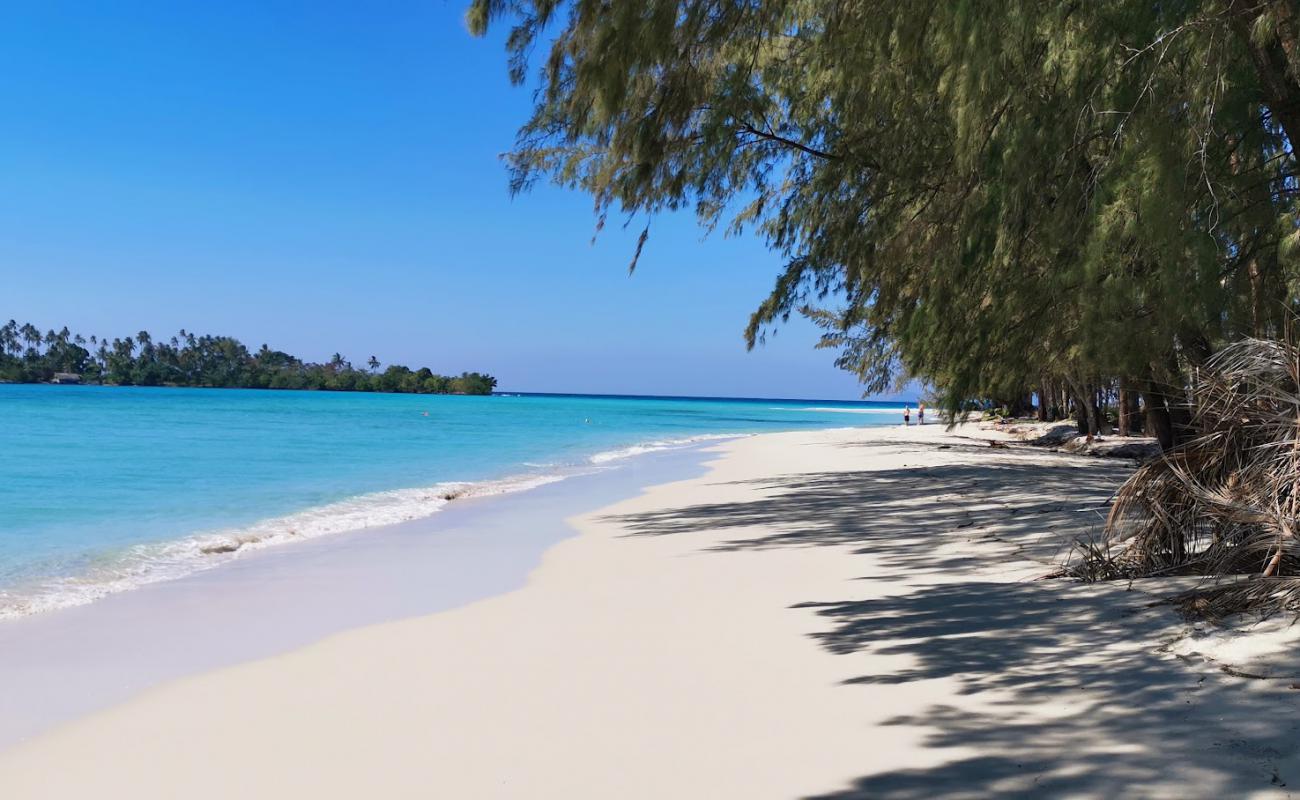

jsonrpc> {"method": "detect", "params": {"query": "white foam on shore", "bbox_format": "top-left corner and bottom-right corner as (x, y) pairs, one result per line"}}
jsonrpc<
(0, 434), (742, 621)
(773, 406), (905, 414)
(588, 433), (741, 464)
(0, 472), (565, 620)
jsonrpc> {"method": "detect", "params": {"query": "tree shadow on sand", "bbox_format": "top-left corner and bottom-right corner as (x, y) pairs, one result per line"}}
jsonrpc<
(798, 581), (1297, 797)
(604, 440), (1300, 797)
(613, 439), (1133, 573)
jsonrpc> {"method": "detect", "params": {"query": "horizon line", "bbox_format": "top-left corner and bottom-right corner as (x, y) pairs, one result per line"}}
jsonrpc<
(495, 390), (911, 404)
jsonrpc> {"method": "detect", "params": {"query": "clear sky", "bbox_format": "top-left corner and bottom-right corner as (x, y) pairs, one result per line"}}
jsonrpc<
(0, 1), (904, 400)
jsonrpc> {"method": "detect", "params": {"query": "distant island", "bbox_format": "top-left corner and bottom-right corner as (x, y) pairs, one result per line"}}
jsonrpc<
(0, 320), (497, 395)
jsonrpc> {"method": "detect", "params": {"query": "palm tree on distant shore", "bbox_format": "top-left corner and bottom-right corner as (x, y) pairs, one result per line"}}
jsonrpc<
(19, 323), (40, 355)
(0, 320), (18, 357)
(0, 319), (494, 395)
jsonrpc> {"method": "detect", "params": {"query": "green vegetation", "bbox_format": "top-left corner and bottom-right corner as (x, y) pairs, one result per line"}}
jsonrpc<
(472, 1), (1300, 606)
(0, 320), (497, 395)
(470, 0), (1300, 449)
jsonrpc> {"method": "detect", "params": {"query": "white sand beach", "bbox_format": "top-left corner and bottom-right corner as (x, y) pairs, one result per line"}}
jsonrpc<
(2, 424), (1298, 798)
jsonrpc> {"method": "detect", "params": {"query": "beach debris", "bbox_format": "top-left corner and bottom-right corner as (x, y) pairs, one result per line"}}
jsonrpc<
(200, 542), (241, 555)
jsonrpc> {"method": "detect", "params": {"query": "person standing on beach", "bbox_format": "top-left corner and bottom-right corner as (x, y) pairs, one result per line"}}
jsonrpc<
(903, 406), (911, 426)
(918, 403), (925, 425)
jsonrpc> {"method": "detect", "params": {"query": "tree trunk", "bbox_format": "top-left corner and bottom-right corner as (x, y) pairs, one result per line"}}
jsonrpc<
(1231, 1), (1300, 153)
(1171, 404), (1196, 444)
(1141, 382), (1176, 450)
(1118, 380), (1132, 437)
(1118, 383), (1141, 437)
(1159, 343), (1203, 445)
(1067, 377), (1099, 441)
(1036, 382), (1048, 421)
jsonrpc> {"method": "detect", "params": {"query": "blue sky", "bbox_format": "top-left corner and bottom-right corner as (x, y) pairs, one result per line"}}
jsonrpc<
(0, 1), (902, 400)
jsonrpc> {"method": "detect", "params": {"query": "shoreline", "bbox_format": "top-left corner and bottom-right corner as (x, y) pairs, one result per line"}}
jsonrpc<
(1, 384), (906, 625)
(5, 424), (1299, 796)
(0, 430), (760, 621)
(0, 442), (719, 750)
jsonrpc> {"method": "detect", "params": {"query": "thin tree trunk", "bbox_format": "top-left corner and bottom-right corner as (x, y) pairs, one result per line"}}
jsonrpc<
(1118, 380), (1132, 437)
(1170, 402), (1195, 445)
(1163, 346), (1202, 445)
(1141, 381), (1176, 450)
(1067, 376), (1098, 441)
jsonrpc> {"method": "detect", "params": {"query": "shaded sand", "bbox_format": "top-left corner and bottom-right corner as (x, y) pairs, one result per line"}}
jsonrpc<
(3, 425), (1300, 798)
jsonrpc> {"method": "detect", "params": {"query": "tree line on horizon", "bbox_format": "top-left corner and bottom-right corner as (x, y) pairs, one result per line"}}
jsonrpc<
(0, 320), (497, 395)
(470, 0), (1300, 450)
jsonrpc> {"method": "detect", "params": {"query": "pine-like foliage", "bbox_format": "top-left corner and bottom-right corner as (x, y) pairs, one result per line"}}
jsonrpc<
(470, 1), (1300, 420)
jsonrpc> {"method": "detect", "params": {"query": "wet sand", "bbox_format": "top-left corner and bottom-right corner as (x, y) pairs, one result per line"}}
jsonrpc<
(0, 445), (711, 749)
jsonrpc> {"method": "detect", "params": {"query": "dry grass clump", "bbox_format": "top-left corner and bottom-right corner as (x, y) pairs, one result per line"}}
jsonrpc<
(1090, 335), (1300, 617)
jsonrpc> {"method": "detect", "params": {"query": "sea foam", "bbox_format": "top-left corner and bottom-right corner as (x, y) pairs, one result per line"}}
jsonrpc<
(0, 435), (738, 619)
(0, 388), (893, 621)
(587, 433), (740, 464)
(0, 472), (563, 620)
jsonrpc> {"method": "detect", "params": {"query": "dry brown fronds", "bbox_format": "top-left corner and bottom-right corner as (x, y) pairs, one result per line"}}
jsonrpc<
(1061, 535), (1136, 582)
(1172, 578), (1300, 620)
(1101, 334), (1300, 615)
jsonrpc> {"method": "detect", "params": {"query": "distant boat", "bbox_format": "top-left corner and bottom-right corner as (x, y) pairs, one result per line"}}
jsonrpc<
(51, 373), (82, 385)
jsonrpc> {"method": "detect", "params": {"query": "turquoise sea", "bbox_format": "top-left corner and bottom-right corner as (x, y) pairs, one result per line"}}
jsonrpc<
(0, 385), (898, 617)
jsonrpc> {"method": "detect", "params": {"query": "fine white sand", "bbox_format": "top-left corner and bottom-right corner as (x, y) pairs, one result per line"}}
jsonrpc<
(2, 424), (1298, 798)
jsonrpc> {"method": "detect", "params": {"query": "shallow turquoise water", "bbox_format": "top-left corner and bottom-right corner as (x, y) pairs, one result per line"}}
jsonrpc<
(0, 385), (897, 615)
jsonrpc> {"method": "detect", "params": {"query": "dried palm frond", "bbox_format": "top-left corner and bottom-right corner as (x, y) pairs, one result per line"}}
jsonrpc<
(1099, 334), (1300, 614)
(1059, 534), (1136, 582)
(1171, 576), (1300, 620)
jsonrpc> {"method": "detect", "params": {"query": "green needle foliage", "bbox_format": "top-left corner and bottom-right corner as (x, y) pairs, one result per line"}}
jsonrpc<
(471, 0), (1300, 444)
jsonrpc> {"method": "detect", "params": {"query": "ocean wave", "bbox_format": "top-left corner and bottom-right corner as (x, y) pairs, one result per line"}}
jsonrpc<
(0, 472), (564, 620)
(588, 433), (741, 464)
(771, 406), (905, 414)
(0, 433), (745, 620)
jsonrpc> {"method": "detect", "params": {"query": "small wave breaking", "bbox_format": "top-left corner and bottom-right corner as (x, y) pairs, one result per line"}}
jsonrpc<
(0, 472), (563, 620)
(0, 432), (745, 621)
(770, 406), (905, 415)
(587, 433), (740, 464)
